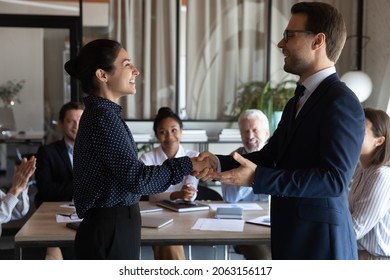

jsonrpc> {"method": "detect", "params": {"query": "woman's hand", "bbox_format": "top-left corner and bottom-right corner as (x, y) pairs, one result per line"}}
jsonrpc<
(170, 184), (197, 201)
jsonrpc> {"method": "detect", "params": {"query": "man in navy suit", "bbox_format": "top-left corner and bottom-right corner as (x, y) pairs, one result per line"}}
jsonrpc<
(35, 101), (84, 259)
(195, 2), (364, 259)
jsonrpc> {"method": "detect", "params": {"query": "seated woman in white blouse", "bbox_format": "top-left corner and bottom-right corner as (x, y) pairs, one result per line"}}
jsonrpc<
(140, 107), (199, 260)
(348, 108), (390, 260)
(0, 156), (36, 236)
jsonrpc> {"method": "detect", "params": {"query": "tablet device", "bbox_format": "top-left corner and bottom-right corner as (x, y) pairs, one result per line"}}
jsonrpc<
(156, 200), (209, 212)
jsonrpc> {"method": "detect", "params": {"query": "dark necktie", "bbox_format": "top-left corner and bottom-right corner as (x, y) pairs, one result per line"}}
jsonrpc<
(294, 83), (305, 100)
(293, 83), (305, 117)
(288, 83), (305, 134)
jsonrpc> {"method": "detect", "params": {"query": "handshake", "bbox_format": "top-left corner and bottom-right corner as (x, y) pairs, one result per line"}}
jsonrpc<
(190, 151), (257, 186)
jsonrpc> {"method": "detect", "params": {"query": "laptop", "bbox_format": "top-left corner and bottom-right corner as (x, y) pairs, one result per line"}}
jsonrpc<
(66, 216), (174, 230)
(141, 216), (173, 229)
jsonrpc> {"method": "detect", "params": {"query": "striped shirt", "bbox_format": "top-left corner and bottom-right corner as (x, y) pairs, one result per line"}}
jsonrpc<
(348, 165), (390, 256)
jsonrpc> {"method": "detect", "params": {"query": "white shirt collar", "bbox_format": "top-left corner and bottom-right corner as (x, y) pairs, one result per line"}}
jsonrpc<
(302, 66), (336, 94)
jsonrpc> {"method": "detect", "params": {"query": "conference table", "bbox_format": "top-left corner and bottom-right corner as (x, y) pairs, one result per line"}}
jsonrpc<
(14, 201), (271, 260)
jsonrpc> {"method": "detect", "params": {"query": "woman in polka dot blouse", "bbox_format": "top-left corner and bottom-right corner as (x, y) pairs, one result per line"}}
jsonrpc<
(64, 39), (208, 260)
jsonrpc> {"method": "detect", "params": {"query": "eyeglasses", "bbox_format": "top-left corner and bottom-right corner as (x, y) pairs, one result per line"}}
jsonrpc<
(283, 30), (314, 43)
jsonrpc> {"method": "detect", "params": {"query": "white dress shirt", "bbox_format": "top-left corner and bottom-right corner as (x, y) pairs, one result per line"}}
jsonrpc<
(296, 66), (336, 115)
(139, 145), (199, 201)
(220, 147), (268, 203)
(348, 165), (390, 256)
(0, 188), (29, 236)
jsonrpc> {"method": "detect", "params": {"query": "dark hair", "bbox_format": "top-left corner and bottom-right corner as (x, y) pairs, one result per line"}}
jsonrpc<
(59, 101), (85, 123)
(64, 39), (123, 95)
(153, 107), (183, 134)
(291, 2), (346, 63)
(364, 108), (390, 167)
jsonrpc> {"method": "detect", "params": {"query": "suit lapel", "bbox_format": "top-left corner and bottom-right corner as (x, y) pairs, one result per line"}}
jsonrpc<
(278, 74), (340, 158)
(56, 140), (73, 173)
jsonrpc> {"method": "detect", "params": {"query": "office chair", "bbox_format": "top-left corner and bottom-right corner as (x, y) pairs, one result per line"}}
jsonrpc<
(196, 184), (223, 201)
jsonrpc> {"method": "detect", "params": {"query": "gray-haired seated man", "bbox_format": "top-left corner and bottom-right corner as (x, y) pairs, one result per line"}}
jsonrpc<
(221, 109), (271, 260)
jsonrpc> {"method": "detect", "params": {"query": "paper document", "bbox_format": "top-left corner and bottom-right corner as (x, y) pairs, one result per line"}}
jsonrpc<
(192, 218), (244, 232)
(246, 215), (271, 227)
(56, 213), (83, 223)
(208, 203), (262, 211)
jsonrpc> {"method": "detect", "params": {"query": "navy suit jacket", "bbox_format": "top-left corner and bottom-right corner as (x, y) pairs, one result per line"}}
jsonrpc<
(218, 74), (364, 259)
(35, 139), (73, 206)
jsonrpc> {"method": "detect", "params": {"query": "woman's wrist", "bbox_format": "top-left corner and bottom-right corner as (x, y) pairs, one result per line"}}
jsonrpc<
(170, 192), (179, 200)
(8, 185), (23, 197)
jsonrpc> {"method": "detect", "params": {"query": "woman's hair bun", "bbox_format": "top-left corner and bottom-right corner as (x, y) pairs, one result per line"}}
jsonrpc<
(64, 56), (79, 79)
(157, 107), (174, 116)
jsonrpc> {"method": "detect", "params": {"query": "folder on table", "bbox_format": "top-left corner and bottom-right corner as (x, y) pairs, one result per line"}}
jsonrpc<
(141, 216), (173, 228)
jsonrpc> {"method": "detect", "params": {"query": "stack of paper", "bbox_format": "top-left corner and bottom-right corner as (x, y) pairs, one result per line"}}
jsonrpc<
(132, 133), (153, 142)
(181, 130), (208, 142)
(218, 128), (241, 141)
(215, 207), (243, 219)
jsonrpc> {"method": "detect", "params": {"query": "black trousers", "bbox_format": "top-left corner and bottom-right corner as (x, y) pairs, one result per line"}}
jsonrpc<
(75, 204), (141, 260)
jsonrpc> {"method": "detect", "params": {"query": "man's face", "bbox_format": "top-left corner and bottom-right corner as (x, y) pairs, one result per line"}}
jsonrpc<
(239, 118), (269, 152)
(59, 109), (83, 143)
(277, 13), (316, 81)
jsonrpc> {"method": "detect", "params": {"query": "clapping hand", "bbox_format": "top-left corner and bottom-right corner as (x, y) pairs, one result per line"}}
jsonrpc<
(9, 156), (36, 197)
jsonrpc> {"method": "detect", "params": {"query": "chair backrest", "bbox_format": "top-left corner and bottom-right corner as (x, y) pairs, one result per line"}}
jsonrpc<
(196, 185), (223, 201)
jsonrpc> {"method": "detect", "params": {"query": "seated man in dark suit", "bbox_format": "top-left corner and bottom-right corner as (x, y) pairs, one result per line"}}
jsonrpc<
(35, 101), (84, 259)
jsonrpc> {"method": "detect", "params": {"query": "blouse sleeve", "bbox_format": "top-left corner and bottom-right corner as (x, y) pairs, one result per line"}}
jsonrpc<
(351, 167), (390, 239)
(92, 109), (192, 195)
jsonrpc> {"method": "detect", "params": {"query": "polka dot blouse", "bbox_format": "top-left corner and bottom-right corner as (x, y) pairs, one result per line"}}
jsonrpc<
(73, 96), (192, 218)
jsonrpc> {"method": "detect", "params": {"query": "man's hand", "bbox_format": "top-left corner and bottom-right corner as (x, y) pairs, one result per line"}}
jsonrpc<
(191, 151), (218, 181)
(214, 152), (257, 186)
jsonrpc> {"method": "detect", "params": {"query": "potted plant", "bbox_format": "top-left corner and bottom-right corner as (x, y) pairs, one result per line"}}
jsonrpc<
(231, 79), (296, 132)
(0, 79), (25, 107)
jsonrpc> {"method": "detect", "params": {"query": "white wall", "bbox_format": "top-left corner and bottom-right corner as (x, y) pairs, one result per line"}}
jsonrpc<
(364, 0), (390, 112)
(0, 27), (44, 132)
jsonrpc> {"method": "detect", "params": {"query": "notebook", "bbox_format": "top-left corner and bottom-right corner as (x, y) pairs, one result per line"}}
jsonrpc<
(139, 204), (163, 214)
(141, 216), (173, 228)
(156, 200), (209, 212)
